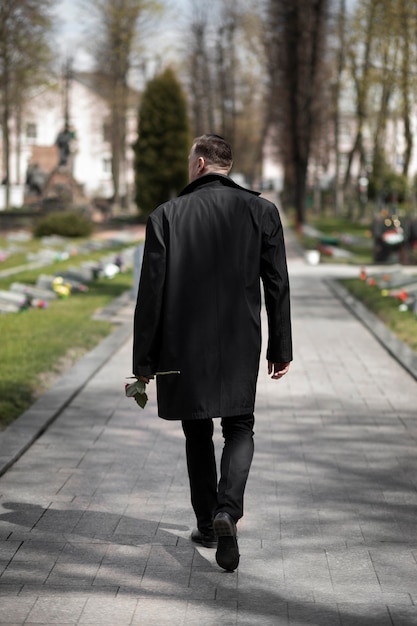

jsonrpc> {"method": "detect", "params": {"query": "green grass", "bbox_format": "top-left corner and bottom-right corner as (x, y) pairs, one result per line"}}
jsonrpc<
(306, 215), (371, 236)
(0, 270), (133, 429)
(294, 213), (374, 264)
(0, 246), (124, 290)
(0, 227), (143, 429)
(340, 277), (417, 352)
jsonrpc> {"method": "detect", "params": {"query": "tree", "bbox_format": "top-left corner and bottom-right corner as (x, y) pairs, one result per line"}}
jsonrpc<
(329, 0), (347, 215)
(265, 0), (329, 226)
(340, 0), (417, 210)
(182, 0), (268, 184)
(0, 0), (54, 209)
(133, 67), (190, 217)
(186, 5), (215, 136)
(397, 0), (415, 177)
(88, 0), (162, 208)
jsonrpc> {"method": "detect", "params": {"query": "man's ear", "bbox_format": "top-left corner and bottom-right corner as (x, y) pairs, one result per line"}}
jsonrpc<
(197, 156), (205, 173)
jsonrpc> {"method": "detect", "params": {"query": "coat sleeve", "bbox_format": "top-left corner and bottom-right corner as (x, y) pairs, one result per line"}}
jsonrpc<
(132, 214), (166, 377)
(260, 204), (293, 363)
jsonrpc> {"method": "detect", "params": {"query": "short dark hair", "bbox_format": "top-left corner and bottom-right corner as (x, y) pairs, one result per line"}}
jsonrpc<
(192, 134), (233, 169)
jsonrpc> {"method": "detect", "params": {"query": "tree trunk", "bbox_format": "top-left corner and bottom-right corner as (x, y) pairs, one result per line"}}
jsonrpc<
(2, 65), (10, 210)
(399, 0), (412, 176)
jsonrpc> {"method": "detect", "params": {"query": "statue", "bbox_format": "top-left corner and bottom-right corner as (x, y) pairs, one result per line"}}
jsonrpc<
(56, 124), (74, 167)
(26, 163), (46, 196)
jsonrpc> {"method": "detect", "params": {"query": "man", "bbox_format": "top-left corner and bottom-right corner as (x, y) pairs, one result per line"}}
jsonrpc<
(133, 134), (292, 571)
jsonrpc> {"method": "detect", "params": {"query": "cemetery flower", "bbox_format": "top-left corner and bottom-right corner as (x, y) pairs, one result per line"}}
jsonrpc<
(52, 277), (71, 297)
(125, 371), (180, 410)
(125, 378), (148, 409)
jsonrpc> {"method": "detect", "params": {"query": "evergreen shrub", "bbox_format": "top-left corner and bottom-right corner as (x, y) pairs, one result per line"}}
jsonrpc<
(33, 211), (93, 238)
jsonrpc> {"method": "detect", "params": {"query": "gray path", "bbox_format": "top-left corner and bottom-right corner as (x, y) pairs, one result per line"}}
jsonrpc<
(1, 248), (417, 624)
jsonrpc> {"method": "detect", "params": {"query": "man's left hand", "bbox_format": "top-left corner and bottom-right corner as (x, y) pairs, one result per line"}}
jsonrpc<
(268, 361), (291, 379)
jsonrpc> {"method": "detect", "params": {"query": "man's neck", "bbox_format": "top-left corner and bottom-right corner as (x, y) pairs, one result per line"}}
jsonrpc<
(203, 166), (230, 177)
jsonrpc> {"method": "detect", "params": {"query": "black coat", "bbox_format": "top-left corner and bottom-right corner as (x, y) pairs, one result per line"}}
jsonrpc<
(133, 174), (292, 420)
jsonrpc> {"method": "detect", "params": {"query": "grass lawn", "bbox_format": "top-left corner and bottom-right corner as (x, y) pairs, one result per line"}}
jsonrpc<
(339, 276), (417, 353)
(296, 214), (375, 264)
(0, 269), (133, 429)
(0, 227), (140, 430)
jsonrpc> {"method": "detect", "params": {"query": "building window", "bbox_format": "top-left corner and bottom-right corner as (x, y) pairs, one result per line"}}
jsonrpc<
(103, 158), (112, 173)
(26, 123), (37, 139)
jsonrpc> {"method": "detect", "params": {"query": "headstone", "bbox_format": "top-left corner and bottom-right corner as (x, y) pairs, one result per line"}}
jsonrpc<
(41, 235), (67, 246)
(26, 248), (58, 264)
(0, 301), (21, 314)
(0, 289), (28, 311)
(10, 282), (57, 301)
(53, 272), (88, 292)
(36, 274), (57, 291)
(80, 262), (103, 281)
(6, 230), (31, 243)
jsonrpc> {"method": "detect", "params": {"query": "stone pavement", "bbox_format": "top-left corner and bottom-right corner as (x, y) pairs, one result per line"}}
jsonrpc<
(1, 233), (417, 624)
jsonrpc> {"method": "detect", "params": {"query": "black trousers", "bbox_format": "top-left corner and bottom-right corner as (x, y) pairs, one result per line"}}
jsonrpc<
(182, 414), (255, 532)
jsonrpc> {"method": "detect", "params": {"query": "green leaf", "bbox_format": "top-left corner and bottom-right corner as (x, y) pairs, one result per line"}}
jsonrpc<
(134, 390), (148, 409)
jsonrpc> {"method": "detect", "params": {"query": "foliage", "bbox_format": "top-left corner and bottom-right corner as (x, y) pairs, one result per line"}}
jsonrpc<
(183, 0), (267, 182)
(264, 0), (330, 225)
(33, 211), (94, 238)
(87, 0), (163, 206)
(134, 67), (190, 217)
(368, 150), (409, 202)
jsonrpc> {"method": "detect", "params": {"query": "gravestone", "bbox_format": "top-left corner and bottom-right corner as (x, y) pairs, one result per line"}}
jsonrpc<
(0, 289), (28, 313)
(10, 282), (57, 301)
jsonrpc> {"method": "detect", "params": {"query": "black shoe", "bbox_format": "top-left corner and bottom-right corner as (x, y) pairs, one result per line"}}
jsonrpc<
(191, 528), (217, 549)
(213, 512), (239, 571)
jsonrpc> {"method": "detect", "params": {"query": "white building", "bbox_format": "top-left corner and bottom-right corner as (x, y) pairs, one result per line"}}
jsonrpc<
(1, 72), (140, 208)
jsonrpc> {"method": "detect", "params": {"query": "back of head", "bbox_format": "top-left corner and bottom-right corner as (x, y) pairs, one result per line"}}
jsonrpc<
(192, 134), (233, 170)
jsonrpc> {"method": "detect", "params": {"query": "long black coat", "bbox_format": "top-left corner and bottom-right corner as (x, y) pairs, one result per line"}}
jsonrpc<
(133, 174), (292, 420)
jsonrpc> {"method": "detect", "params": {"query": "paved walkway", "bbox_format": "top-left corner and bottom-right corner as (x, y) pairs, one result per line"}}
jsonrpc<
(1, 230), (417, 625)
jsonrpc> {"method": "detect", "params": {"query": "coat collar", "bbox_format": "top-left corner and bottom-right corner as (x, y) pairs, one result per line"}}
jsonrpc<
(178, 173), (261, 197)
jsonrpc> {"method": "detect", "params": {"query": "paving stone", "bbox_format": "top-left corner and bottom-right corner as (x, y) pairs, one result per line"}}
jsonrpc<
(78, 597), (137, 624)
(18, 583), (119, 596)
(0, 596), (37, 622)
(388, 606), (417, 626)
(338, 603), (392, 625)
(369, 546), (417, 593)
(237, 594), (289, 625)
(288, 601), (341, 625)
(0, 583), (21, 595)
(131, 598), (187, 625)
(25, 596), (87, 624)
(184, 599), (237, 625)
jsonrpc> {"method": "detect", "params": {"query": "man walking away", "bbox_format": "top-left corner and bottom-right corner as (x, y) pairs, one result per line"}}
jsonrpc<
(133, 134), (292, 571)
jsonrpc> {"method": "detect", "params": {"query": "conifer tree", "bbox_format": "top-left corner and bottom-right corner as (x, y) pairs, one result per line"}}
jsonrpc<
(134, 68), (190, 217)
